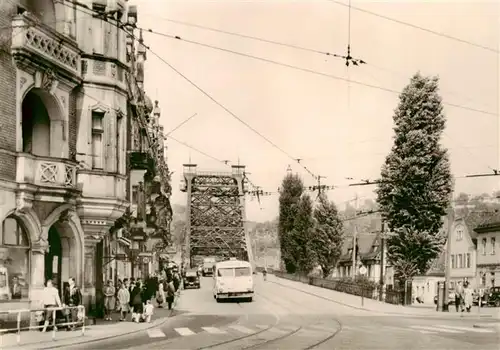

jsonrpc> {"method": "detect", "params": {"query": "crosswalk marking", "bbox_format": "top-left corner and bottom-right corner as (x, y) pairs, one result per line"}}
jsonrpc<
(229, 325), (255, 334)
(175, 327), (196, 336)
(147, 329), (167, 338)
(435, 325), (494, 333)
(410, 326), (461, 334)
(279, 325), (299, 331)
(255, 324), (268, 329)
(202, 327), (227, 334)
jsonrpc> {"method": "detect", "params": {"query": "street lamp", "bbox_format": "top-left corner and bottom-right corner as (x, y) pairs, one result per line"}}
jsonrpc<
(130, 226), (147, 278)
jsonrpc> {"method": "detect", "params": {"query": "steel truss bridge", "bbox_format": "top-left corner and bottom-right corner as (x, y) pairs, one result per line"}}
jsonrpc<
(181, 164), (254, 268)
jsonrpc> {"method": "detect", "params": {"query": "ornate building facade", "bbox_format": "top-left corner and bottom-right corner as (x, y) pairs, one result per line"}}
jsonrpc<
(0, 0), (171, 317)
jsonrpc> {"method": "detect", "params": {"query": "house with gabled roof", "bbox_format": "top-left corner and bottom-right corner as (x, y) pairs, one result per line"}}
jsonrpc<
(333, 230), (387, 282)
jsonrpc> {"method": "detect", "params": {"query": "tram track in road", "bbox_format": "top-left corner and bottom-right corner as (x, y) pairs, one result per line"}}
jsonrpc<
(194, 290), (281, 350)
(195, 282), (343, 350)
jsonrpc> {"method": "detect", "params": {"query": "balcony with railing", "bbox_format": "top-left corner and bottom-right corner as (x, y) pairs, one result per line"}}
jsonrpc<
(16, 153), (78, 189)
(129, 151), (155, 173)
(11, 13), (81, 80)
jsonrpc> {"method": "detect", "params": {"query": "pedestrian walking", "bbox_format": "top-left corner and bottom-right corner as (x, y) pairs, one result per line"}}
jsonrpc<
(455, 281), (464, 312)
(130, 281), (144, 322)
(117, 283), (130, 321)
(104, 280), (116, 321)
(40, 279), (62, 332)
(463, 282), (473, 313)
(166, 280), (176, 310)
(156, 280), (166, 308)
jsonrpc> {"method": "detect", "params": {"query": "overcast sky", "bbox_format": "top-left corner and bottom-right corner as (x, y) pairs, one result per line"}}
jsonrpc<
(133, 0), (499, 222)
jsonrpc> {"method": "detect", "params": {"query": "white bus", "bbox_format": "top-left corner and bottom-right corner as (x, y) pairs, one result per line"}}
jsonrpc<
(213, 258), (254, 302)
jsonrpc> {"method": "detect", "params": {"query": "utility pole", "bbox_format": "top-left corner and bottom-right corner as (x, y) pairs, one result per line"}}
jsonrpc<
(379, 220), (385, 301)
(352, 193), (359, 280)
(443, 205), (455, 312)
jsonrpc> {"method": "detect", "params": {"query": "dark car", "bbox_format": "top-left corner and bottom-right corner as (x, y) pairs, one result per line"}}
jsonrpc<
(184, 270), (201, 289)
(488, 287), (500, 307)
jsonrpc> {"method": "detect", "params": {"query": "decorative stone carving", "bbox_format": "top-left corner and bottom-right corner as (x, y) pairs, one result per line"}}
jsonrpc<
(110, 63), (117, 78)
(59, 94), (66, 108)
(24, 26), (79, 72)
(32, 236), (49, 254)
(15, 192), (32, 213)
(42, 69), (56, 91)
(19, 76), (27, 89)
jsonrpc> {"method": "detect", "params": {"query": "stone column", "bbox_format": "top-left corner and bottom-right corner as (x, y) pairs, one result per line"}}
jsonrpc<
(83, 239), (99, 311)
(83, 237), (105, 318)
(29, 238), (48, 325)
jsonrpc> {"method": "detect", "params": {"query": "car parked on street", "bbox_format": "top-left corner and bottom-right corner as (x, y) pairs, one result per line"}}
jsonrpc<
(487, 286), (500, 307)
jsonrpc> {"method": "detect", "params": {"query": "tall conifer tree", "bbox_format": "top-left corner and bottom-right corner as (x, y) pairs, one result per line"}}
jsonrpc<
(376, 73), (453, 282)
(278, 173), (304, 273)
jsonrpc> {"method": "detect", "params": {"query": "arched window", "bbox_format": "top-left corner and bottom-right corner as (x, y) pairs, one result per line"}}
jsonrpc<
(0, 217), (30, 301)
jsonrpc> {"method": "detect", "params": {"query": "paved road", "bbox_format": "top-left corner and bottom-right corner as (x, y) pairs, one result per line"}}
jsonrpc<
(58, 275), (499, 349)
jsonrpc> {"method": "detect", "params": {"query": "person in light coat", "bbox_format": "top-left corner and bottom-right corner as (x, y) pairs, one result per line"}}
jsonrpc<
(156, 281), (166, 308)
(463, 281), (473, 313)
(117, 283), (130, 321)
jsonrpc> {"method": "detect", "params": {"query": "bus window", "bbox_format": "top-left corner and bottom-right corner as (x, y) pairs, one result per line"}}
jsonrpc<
(235, 267), (251, 277)
(217, 268), (234, 277)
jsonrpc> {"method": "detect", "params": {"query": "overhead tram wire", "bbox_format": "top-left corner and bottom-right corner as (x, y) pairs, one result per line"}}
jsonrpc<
(69, 2), (500, 187)
(143, 14), (492, 112)
(328, 0), (498, 54)
(165, 112), (199, 136)
(64, 1), (496, 117)
(138, 27), (497, 117)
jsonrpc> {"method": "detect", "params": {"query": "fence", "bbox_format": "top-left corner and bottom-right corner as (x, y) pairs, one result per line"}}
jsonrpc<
(0, 305), (85, 345)
(273, 270), (406, 305)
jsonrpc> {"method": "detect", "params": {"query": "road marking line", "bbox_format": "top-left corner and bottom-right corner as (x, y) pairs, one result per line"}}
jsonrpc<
(202, 327), (227, 334)
(147, 329), (167, 338)
(411, 326), (462, 334)
(435, 325), (494, 333)
(175, 327), (196, 336)
(419, 330), (437, 334)
(255, 324), (268, 329)
(229, 325), (255, 334)
(279, 325), (298, 331)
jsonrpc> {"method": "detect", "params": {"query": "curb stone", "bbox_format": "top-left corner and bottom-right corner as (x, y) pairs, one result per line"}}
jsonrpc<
(473, 323), (500, 329)
(3, 296), (181, 350)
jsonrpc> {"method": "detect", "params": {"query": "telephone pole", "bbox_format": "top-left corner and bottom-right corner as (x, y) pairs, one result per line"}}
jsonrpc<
(351, 193), (359, 280)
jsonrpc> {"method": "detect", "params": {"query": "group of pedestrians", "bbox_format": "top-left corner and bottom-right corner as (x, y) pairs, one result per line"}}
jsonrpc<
(454, 280), (473, 313)
(103, 270), (182, 323)
(104, 278), (156, 323)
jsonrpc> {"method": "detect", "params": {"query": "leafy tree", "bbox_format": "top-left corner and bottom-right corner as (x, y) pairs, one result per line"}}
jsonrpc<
(278, 173), (304, 273)
(291, 194), (316, 274)
(376, 73), (453, 282)
(311, 194), (344, 278)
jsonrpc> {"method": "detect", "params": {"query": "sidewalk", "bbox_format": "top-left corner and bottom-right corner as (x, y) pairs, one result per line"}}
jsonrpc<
(0, 300), (180, 349)
(271, 275), (500, 320)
